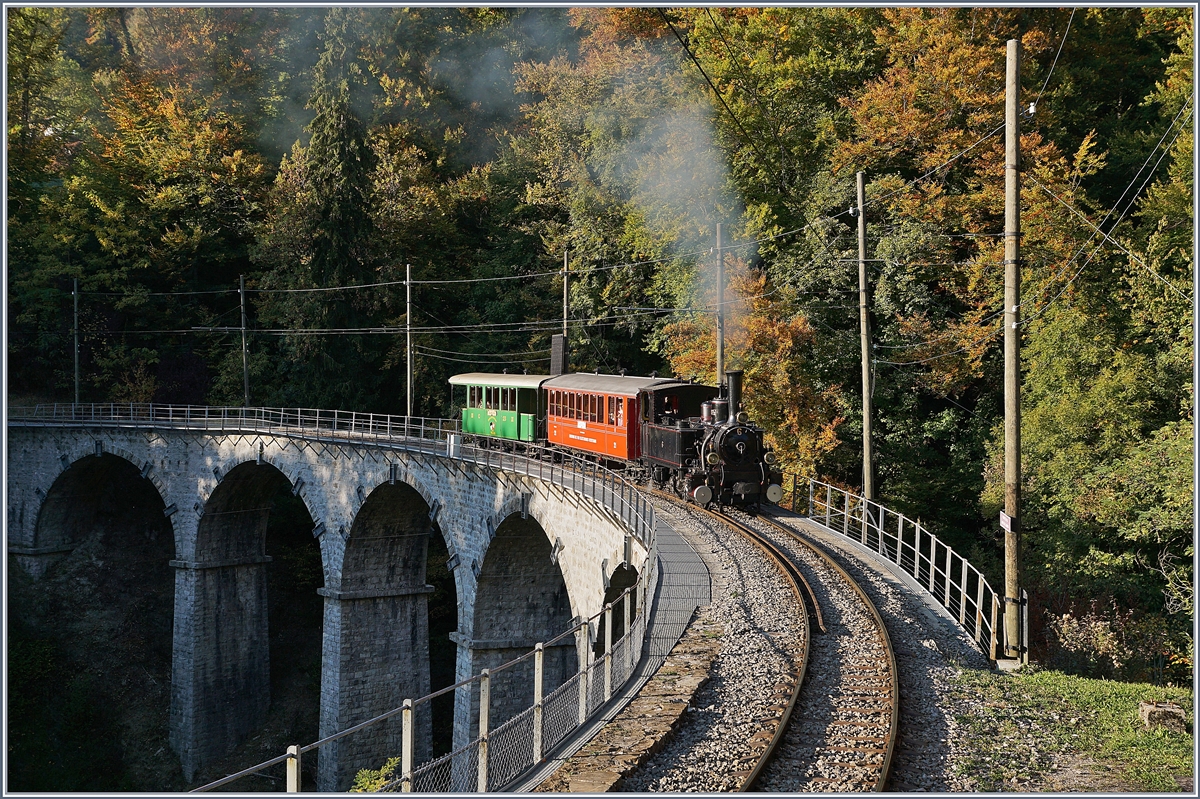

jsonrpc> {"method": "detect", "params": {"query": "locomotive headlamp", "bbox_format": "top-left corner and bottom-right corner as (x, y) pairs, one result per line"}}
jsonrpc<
(736, 411), (749, 423)
(763, 450), (778, 465)
(705, 451), (720, 466)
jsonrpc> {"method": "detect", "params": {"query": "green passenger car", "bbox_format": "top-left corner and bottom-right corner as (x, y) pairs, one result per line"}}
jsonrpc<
(448, 373), (550, 442)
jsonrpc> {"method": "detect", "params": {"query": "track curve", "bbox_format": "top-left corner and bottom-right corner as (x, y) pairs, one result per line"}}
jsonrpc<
(653, 494), (899, 792)
(736, 508), (900, 791)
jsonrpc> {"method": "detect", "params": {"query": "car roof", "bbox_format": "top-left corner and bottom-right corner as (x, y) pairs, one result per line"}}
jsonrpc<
(541, 373), (682, 397)
(448, 372), (551, 389)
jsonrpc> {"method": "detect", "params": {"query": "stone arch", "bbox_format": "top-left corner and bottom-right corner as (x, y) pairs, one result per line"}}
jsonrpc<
(172, 459), (320, 782)
(32, 451), (171, 556)
(462, 510), (577, 741)
(318, 479), (440, 791)
(9, 451), (176, 790)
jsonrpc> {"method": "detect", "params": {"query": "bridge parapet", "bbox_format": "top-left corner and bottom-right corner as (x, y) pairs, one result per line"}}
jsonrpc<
(8, 403), (654, 551)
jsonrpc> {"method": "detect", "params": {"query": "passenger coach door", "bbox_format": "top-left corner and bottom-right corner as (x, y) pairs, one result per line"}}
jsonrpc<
(630, 394), (643, 460)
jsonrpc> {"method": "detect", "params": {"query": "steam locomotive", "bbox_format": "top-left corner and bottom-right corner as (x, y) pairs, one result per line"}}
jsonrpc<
(448, 368), (783, 508)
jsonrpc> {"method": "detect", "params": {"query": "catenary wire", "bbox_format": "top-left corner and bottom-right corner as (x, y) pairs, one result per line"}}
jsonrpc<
(704, 7), (789, 172)
(1033, 8), (1075, 110)
(1022, 99), (1193, 316)
(1027, 173), (1191, 301)
(415, 345), (552, 357)
(1023, 109), (1193, 322)
(657, 7), (776, 172)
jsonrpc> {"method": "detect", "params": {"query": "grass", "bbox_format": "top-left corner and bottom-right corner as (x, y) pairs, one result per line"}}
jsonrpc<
(949, 665), (1194, 791)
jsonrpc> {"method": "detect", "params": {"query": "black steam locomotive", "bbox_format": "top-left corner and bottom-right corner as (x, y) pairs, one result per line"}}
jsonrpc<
(640, 369), (783, 507)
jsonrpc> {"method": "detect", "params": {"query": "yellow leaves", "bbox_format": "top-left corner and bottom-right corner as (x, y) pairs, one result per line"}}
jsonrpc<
(1070, 130), (1108, 187)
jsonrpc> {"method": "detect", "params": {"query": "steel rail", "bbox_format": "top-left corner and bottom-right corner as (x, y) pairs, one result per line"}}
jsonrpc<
(702, 508), (810, 793)
(649, 491), (810, 793)
(754, 511), (900, 792)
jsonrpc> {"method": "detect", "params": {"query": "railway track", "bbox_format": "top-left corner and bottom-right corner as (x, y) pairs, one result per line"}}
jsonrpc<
(684, 500), (813, 791)
(731, 507), (899, 792)
(638, 493), (898, 792)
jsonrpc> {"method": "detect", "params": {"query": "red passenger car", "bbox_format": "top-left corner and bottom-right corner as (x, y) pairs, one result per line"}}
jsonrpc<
(541, 374), (672, 462)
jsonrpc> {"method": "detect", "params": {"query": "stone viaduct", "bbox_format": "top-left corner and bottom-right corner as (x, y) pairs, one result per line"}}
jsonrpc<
(6, 409), (651, 790)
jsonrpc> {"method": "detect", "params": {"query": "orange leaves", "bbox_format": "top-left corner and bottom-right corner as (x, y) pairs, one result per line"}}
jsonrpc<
(567, 8), (668, 57)
(660, 261), (843, 476)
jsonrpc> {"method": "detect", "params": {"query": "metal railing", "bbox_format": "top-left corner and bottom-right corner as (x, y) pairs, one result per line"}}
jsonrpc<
(781, 474), (1018, 659)
(8, 404), (655, 549)
(192, 570), (652, 793)
(7, 403), (459, 441)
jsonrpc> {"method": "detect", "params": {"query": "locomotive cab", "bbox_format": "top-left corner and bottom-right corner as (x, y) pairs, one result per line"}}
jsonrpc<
(640, 381), (719, 471)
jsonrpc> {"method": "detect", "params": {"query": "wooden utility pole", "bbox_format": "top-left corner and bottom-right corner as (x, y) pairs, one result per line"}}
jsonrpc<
(240, 274), (249, 407)
(857, 172), (875, 502)
(73, 278), (80, 404)
(715, 223), (725, 387)
(563, 249), (569, 339)
(406, 262), (413, 417)
(1003, 38), (1023, 659)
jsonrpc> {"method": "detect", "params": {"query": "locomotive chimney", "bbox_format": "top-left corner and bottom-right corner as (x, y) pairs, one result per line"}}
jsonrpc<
(550, 334), (568, 376)
(725, 369), (743, 425)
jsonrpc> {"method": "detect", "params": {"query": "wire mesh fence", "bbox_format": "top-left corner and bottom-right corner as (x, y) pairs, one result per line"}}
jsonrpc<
(189, 575), (649, 793)
(541, 671), (583, 754)
(485, 705), (536, 789)
(406, 738), (479, 793)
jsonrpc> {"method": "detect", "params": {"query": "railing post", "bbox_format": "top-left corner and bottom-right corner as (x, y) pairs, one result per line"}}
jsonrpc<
(807, 478), (813, 517)
(861, 499), (869, 545)
(604, 603), (613, 702)
(944, 544), (953, 608)
(959, 557), (969, 625)
(623, 588), (632, 645)
(477, 670), (490, 792)
(401, 699), (414, 792)
(928, 535), (937, 593)
(843, 491), (850, 535)
(975, 578), (985, 644)
(286, 745), (301, 792)
(577, 622), (590, 723)
(825, 484), (832, 527)
(533, 643), (545, 763)
(989, 594), (999, 661)
(636, 569), (647, 636)
(911, 523), (921, 580)
(1021, 588), (1029, 666)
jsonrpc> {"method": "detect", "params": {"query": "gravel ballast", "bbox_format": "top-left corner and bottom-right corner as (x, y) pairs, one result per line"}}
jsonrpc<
(619, 500), (804, 792)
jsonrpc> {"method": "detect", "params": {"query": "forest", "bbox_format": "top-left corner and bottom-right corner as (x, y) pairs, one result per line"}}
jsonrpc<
(7, 5), (1193, 687)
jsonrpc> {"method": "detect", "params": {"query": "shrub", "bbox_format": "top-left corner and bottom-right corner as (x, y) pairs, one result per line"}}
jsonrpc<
(351, 756), (400, 793)
(1043, 599), (1193, 684)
